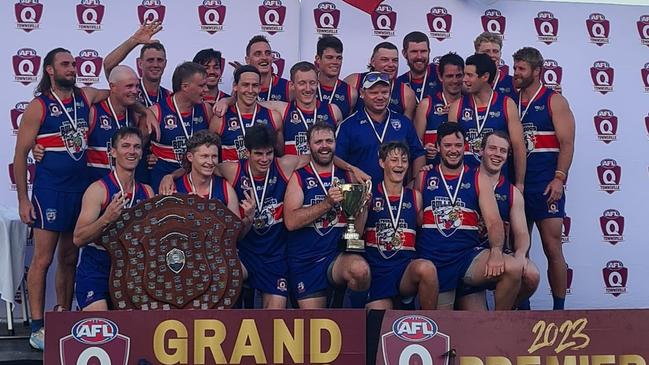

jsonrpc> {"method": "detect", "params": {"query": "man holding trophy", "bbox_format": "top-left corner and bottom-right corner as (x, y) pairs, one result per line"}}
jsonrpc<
(355, 142), (439, 310)
(284, 122), (371, 309)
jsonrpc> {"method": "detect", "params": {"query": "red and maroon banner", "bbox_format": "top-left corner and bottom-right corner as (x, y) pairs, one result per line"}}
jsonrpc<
(376, 310), (649, 364)
(45, 309), (365, 365)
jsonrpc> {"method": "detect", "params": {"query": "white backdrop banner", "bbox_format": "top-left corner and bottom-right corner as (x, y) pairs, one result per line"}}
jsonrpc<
(2, 0), (648, 311)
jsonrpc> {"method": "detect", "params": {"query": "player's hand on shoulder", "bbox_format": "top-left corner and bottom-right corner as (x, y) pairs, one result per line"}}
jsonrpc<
(159, 174), (176, 196)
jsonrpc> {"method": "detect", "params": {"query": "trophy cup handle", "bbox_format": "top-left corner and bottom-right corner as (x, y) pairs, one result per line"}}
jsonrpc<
(360, 179), (372, 211)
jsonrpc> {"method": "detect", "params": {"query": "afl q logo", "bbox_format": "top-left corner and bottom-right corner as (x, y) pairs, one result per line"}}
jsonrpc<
(77, 0), (105, 33)
(371, 4), (397, 39)
(481, 9), (506, 37)
(198, 0), (226, 34)
(314, 2), (340, 35)
(586, 13), (610, 46)
(259, 0), (286, 35)
(137, 0), (166, 25)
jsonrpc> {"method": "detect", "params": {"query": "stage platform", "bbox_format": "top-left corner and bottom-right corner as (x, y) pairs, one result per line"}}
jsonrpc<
(0, 322), (42, 364)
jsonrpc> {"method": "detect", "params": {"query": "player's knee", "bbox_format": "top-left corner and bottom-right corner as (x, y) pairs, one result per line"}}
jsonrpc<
(348, 258), (370, 285)
(30, 252), (54, 272)
(58, 250), (79, 268)
(504, 257), (524, 278)
(523, 262), (541, 291)
(413, 259), (437, 282)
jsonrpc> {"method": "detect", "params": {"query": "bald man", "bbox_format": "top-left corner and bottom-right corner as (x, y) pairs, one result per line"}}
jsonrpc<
(86, 65), (144, 182)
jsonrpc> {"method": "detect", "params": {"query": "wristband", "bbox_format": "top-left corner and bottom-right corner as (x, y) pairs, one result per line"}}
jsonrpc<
(554, 170), (567, 182)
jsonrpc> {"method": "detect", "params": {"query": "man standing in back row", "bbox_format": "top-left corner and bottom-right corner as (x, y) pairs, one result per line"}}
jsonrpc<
(513, 47), (575, 310)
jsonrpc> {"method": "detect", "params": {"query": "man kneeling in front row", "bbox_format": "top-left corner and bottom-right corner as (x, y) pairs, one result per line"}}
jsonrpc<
(73, 127), (154, 311)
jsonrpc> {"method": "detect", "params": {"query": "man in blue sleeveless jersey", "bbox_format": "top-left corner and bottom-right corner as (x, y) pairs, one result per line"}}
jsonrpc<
(193, 48), (230, 108)
(473, 32), (516, 100)
(396, 31), (441, 105)
(448, 53), (526, 192)
(415, 122), (522, 310)
(13, 48), (109, 350)
(73, 127), (154, 312)
(314, 36), (358, 118)
(513, 47), (575, 310)
(243, 35), (290, 102)
(414, 52), (464, 165)
(284, 122), (370, 308)
(356, 142), (439, 310)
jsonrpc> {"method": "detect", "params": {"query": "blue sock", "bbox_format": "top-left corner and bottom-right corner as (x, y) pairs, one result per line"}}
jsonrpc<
(31, 319), (44, 333)
(552, 296), (565, 310)
(517, 298), (531, 310)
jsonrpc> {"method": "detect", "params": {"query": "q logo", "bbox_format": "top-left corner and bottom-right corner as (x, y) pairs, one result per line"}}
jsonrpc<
(603, 260), (627, 297)
(593, 109), (618, 144)
(586, 13), (610, 46)
(379, 315), (450, 365)
(590, 60), (614, 94)
(481, 9), (506, 37)
(542, 59), (563, 87)
(15, 0), (43, 32)
(314, 2), (340, 35)
(259, 0), (286, 35)
(76, 0), (104, 33)
(561, 216), (571, 243)
(597, 158), (621, 194)
(198, 0), (226, 34)
(371, 4), (397, 39)
(9, 161), (36, 190)
(427, 7), (452, 41)
(637, 15), (649, 46)
(641, 62), (649, 93)
(599, 209), (624, 245)
(75, 49), (103, 86)
(534, 11), (559, 44)
(271, 51), (285, 78)
(137, 0), (166, 25)
(10, 101), (30, 134)
(13, 48), (41, 85)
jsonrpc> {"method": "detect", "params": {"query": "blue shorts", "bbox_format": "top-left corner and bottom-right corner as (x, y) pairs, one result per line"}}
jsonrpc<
(32, 188), (83, 232)
(435, 248), (485, 293)
(524, 189), (566, 221)
(239, 250), (288, 297)
(289, 252), (338, 300)
(368, 260), (410, 302)
(75, 245), (111, 309)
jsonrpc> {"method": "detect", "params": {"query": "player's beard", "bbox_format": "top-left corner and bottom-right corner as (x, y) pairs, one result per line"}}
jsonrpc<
(441, 154), (463, 170)
(55, 75), (76, 89)
(311, 147), (334, 166)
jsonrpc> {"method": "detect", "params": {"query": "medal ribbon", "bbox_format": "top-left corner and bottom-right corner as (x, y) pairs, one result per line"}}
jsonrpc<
(113, 169), (136, 208)
(438, 165), (465, 207)
(381, 181), (404, 237)
(364, 108), (391, 144)
(140, 78), (160, 107)
(410, 68), (428, 103)
(172, 95), (195, 140)
(107, 97), (128, 129)
(318, 79), (338, 103)
(247, 162), (270, 213)
(471, 90), (494, 136)
(235, 103), (258, 137)
(309, 161), (335, 196)
(518, 84), (543, 122)
(188, 172), (212, 199)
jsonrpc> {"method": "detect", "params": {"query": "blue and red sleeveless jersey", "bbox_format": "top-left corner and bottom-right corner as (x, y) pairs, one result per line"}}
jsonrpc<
(86, 100), (132, 182)
(493, 71), (516, 100)
(150, 96), (209, 173)
(219, 104), (277, 161)
(417, 165), (481, 265)
(233, 158), (289, 261)
(286, 165), (349, 264)
(518, 87), (560, 191)
(283, 101), (336, 155)
(90, 170), (152, 249)
(396, 63), (441, 103)
(456, 91), (510, 169)
(136, 82), (170, 108)
(203, 90), (230, 106)
(421, 90), (450, 164)
(363, 183), (418, 270)
(34, 90), (91, 192)
(174, 173), (230, 205)
(478, 174), (514, 246)
(318, 79), (353, 118)
(259, 74), (290, 102)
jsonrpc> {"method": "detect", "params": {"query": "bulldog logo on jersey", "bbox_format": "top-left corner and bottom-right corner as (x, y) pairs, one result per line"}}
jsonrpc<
(77, 0), (104, 33)
(10, 101), (29, 135)
(641, 62), (649, 92)
(432, 197), (463, 238)
(594, 109), (617, 144)
(75, 49), (103, 86)
(600, 209), (624, 245)
(295, 132), (308, 155)
(61, 122), (88, 157)
(259, 0), (286, 35)
(13, 48), (41, 85)
(137, 0), (166, 25)
(376, 219), (403, 253)
(234, 136), (247, 160)
(542, 59), (563, 89)
(312, 196), (340, 236)
(534, 11), (558, 44)
(586, 13), (610, 46)
(590, 61), (614, 94)
(198, 0), (226, 34)
(271, 51), (286, 78)
(15, 0), (43, 32)
(371, 4), (397, 39)
(597, 159), (621, 194)
(637, 15), (649, 46)
(427, 7), (452, 41)
(603, 260), (627, 297)
(253, 200), (278, 235)
(314, 2), (340, 35)
(561, 216), (571, 243)
(171, 136), (187, 162)
(481, 9), (506, 37)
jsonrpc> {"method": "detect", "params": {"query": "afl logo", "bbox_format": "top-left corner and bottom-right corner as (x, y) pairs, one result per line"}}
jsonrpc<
(392, 315), (438, 342)
(314, 2), (340, 35)
(534, 11), (558, 44)
(198, 0), (226, 34)
(72, 318), (119, 344)
(77, 0), (105, 33)
(637, 15), (649, 46)
(15, 0), (43, 32)
(137, 0), (166, 25)
(371, 4), (397, 39)
(13, 48), (41, 86)
(259, 0), (286, 35)
(481, 9), (506, 37)
(590, 60), (614, 94)
(586, 13), (610, 46)
(427, 7), (452, 41)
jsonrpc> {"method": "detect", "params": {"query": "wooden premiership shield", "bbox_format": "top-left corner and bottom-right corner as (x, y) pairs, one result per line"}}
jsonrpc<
(100, 194), (243, 310)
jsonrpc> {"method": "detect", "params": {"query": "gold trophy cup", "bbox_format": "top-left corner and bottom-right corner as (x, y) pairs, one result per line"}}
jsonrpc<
(336, 180), (372, 252)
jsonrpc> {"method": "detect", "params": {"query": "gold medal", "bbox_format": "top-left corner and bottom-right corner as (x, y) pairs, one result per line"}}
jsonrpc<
(390, 232), (403, 248)
(253, 217), (265, 230)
